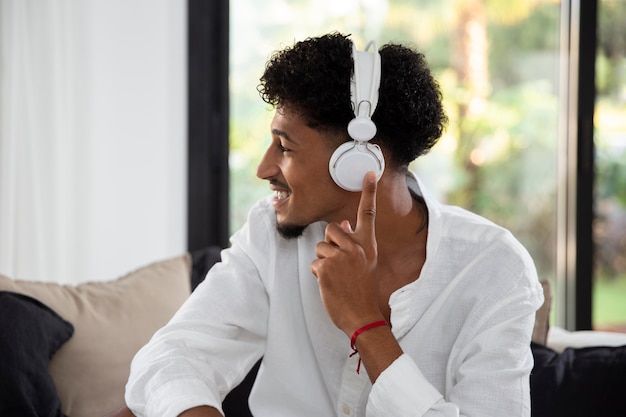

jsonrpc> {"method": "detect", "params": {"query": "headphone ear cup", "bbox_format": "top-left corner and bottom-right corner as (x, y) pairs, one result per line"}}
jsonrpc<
(329, 141), (385, 192)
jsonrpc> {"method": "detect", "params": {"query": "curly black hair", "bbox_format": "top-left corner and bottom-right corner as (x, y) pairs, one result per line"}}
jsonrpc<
(258, 32), (448, 167)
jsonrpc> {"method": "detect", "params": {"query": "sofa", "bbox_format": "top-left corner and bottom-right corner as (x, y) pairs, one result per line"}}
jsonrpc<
(0, 246), (256, 417)
(1, 249), (625, 417)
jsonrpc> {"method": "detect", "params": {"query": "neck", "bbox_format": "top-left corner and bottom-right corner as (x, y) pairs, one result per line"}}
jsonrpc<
(365, 170), (425, 252)
(372, 170), (429, 296)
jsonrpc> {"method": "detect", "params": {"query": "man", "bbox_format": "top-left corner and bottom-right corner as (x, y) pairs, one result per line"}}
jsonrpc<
(113, 32), (543, 417)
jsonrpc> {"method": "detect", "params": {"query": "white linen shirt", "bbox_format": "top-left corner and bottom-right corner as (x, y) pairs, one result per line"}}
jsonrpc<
(126, 172), (544, 417)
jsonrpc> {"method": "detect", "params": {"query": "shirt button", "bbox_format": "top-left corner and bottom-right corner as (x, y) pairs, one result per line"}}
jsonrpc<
(342, 405), (351, 415)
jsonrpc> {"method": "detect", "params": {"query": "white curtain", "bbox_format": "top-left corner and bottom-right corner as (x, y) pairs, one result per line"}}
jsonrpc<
(0, 0), (186, 284)
(0, 1), (89, 282)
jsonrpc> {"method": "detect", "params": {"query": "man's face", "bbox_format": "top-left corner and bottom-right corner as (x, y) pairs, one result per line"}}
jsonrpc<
(256, 108), (350, 239)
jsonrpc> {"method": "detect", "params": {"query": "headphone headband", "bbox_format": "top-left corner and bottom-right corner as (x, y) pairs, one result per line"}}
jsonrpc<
(349, 41), (381, 141)
(350, 41), (380, 117)
(329, 39), (385, 192)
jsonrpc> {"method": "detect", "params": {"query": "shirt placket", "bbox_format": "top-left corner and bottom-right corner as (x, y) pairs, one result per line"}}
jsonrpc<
(336, 353), (371, 417)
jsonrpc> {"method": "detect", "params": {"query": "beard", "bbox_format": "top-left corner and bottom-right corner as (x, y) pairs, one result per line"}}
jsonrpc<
(276, 221), (308, 239)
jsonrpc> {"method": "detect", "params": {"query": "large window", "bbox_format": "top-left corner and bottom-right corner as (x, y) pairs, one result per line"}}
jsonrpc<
(593, 0), (626, 331)
(224, 0), (625, 330)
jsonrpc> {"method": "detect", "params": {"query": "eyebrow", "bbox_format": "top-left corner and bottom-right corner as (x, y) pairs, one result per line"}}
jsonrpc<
(271, 128), (299, 145)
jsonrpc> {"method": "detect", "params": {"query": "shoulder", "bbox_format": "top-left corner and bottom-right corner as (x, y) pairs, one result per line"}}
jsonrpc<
(439, 204), (516, 245)
(410, 172), (522, 252)
(425, 201), (540, 304)
(410, 172), (536, 276)
(441, 204), (535, 272)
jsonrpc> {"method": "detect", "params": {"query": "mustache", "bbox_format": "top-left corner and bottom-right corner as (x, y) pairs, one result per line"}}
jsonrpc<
(269, 178), (290, 190)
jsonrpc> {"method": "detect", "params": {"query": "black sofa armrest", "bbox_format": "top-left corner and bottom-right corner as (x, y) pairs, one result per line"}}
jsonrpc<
(190, 246), (224, 291)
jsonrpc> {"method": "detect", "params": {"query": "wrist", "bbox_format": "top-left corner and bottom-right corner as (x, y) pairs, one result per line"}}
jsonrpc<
(350, 320), (388, 352)
(344, 313), (387, 338)
(349, 319), (389, 374)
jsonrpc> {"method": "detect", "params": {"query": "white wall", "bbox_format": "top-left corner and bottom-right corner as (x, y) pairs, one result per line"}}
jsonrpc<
(0, 0), (187, 283)
(83, 0), (187, 282)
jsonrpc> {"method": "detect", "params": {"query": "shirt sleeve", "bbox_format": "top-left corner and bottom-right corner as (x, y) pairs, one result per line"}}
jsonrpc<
(367, 354), (446, 416)
(125, 236), (270, 417)
(367, 279), (544, 417)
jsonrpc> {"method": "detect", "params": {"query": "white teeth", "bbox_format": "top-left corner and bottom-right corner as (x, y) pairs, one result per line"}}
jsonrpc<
(275, 190), (290, 200)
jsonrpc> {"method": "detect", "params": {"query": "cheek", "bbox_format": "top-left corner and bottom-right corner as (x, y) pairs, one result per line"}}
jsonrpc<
(285, 153), (335, 186)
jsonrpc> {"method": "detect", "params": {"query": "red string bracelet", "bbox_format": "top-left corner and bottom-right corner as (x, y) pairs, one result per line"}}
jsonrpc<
(349, 320), (388, 374)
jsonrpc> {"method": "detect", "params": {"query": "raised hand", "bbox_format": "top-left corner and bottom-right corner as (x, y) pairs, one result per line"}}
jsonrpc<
(310, 172), (386, 337)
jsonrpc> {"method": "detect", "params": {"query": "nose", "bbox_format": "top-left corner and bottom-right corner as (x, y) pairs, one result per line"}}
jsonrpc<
(256, 144), (279, 180)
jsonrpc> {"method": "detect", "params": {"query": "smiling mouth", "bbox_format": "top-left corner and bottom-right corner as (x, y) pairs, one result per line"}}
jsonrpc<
(274, 190), (291, 200)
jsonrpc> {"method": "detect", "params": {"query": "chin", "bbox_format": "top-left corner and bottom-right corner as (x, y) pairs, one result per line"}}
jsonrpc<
(276, 221), (308, 240)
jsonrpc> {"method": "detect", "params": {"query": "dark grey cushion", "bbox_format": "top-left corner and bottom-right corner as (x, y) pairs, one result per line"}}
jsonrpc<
(531, 341), (626, 417)
(0, 291), (74, 417)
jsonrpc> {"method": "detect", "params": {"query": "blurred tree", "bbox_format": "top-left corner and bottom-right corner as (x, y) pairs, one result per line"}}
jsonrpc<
(597, 0), (626, 98)
(448, 0), (544, 210)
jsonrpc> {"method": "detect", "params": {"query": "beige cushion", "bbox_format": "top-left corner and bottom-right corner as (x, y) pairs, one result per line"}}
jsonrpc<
(547, 325), (626, 353)
(0, 253), (192, 417)
(532, 279), (552, 346)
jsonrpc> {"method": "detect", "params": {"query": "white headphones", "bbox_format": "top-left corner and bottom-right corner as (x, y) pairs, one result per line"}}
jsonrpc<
(329, 40), (385, 192)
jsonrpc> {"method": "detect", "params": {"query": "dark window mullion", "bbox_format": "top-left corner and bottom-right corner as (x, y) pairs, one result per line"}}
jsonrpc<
(187, 0), (230, 251)
(575, 0), (597, 330)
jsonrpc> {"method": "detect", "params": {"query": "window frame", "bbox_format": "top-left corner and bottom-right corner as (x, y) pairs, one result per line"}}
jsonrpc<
(187, 0), (230, 251)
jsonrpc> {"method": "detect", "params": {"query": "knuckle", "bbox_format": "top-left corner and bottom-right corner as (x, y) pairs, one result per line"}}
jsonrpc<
(361, 207), (376, 218)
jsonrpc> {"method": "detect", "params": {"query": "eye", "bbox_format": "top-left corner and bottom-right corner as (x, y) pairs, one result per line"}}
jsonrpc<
(278, 142), (291, 153)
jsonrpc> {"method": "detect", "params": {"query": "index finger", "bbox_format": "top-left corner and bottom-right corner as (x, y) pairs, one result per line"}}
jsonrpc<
(354, 171), (378, 239)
